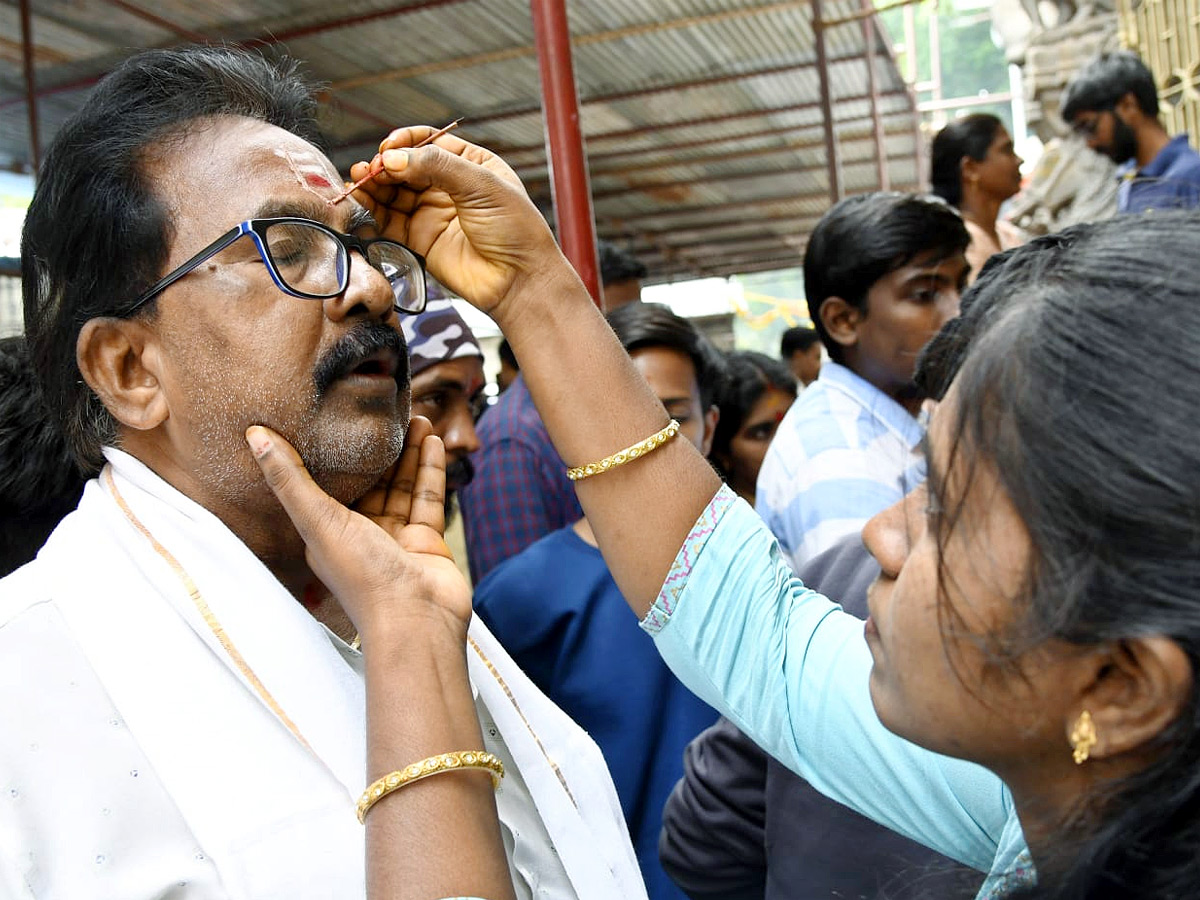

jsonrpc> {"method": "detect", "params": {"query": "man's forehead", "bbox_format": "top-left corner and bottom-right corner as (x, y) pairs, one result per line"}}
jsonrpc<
(896, 249), (967, 278)
(151, 117), (373, 245)
(411, 356), (486, 390)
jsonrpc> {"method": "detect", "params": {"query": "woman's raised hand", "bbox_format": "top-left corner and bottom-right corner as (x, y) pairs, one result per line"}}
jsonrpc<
(348, 126), (583, 320)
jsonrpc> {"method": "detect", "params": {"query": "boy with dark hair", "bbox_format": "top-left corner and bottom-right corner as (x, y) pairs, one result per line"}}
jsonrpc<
(599, 239), (648, 309)
(460, 242), (649, 581)
(1062, 50), (1200, 213)
(474, 302), (725, 900)
(757, 192), (968, 572)
(779, 325), (822, 386)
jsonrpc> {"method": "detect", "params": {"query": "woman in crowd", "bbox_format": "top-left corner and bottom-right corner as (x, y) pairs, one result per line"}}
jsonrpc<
(270, 128), (1199, 899)
(931, 114), (1025, 280)
(709, 351), (796, 508)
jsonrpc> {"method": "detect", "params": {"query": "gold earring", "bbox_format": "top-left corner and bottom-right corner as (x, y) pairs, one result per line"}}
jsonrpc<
(1070, 710), (1097, 764)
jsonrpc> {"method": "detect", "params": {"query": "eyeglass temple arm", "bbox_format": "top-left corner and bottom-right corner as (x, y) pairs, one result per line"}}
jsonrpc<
(125, 224), (248, 314)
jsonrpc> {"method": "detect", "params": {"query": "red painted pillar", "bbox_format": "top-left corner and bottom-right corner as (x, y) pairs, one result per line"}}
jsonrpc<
(529, 0), (602, 308)
(811, 0), (841, 203)
(20, 0), (41, 177)
(862, 0), (889, 190)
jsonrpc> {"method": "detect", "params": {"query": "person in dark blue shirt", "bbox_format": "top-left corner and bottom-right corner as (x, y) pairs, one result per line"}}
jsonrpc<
(474, 302), (725, 900)
(1062, 50), (1200, 213)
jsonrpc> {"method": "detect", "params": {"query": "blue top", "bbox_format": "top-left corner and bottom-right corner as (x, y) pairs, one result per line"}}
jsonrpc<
(1117, 135), (1200, 213)
(756, 361), (924, 573)
(474, 524), (720, 900)
(642, 486), (1036, 899)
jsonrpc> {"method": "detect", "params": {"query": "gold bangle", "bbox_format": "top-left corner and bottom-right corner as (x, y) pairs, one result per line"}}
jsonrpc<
(566, 420), (681, 482)
(356, 751), (505, 823)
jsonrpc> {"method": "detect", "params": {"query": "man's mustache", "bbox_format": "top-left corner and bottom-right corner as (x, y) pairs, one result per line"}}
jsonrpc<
(313, 323), (409, 397)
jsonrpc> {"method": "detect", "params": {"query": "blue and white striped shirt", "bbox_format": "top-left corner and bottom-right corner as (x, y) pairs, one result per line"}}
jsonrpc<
(755, 361), (924, 573)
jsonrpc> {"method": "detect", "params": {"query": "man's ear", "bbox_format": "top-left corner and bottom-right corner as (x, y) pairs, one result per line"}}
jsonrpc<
(1071, 636), (1192, 761)
(1114, 91), (1141, 125)
(700, 405), (719, 458)
(817, 296), (862, 352)
(76, 317), (170, 432)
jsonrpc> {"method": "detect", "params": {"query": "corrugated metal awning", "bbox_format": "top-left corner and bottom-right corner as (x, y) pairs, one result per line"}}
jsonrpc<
(1, 0), (920, 282)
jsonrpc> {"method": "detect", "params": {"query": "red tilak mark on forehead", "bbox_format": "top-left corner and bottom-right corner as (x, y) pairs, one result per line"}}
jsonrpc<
(774, 410), (787, 424)
(305, 173), (333, 189)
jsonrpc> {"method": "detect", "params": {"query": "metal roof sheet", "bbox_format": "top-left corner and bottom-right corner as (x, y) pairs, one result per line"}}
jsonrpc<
(2, 0), (920, 282)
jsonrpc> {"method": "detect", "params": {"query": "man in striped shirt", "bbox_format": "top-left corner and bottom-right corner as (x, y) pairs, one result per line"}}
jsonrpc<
(756, 193), (969, 573)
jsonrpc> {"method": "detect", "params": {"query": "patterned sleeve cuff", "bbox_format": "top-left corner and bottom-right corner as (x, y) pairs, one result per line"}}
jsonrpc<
(641, 484), (740, 634)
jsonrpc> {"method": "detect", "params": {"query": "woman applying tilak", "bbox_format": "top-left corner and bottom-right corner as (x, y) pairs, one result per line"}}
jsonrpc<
(261, 127), (1200, 899)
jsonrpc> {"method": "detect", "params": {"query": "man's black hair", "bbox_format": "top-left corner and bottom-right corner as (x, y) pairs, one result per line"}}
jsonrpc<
(803, 192), (968, 364)
(780, 325), (820, 358)
(498, 338), (518, 370)
(1061, 51), (1159, 122)
(605, 302), (727, 411)
(599, 240), (648, 286)
(0, 336), (88, 576)
(21, 45), (322, 473)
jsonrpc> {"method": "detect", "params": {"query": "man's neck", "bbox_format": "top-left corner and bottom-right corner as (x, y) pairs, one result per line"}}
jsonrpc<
(837, 360), (924, 417)
(1136, 122), (1171, 169)
(571, 517), (598, 547)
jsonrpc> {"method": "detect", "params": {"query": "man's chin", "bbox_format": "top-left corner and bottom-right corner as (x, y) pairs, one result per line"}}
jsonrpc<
(297, 420), (407, 505)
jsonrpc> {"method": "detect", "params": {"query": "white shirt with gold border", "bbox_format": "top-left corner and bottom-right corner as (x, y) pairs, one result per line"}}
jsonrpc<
(0, 449), (644, 900)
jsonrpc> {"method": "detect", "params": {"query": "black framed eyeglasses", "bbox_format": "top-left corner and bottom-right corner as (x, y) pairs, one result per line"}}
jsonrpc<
(1071, 108), (1111, 139)
(125, 217), (427, 316)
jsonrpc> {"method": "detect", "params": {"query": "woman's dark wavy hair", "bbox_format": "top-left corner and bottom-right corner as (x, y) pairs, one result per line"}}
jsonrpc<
(922, 213), (1200, 898)
(929, 114), (1004, 208)
(710, 350), (796, 481)
(21, 45), (322, 472)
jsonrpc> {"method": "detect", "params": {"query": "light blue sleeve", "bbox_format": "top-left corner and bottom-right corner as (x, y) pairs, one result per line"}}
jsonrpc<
(643, 486), (1013, 872)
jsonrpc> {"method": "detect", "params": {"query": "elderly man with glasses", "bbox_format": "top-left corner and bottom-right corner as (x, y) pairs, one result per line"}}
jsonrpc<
(1, 46), (645, 900)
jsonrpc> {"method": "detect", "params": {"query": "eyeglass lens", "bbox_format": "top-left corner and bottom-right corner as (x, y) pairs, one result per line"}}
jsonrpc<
(262, 221), (423, 311)
(368, 243), (423, 312)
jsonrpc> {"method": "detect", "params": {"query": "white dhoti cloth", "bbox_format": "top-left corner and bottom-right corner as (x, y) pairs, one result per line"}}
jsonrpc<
(0, 449), (645, 900)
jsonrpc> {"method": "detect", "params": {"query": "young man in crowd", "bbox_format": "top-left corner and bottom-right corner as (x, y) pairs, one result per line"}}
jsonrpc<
(779, 324), (822, 387)
(401, 286), (486, 506)
(0, 46), (645, 898)
(756, 192), (969, 572)
(598, 240), (648, 309)
(474, 303), (724, 900)
(1062, 50), (1200, 213)
(495, 338), (519, 394)
(458, 241), (649, 582)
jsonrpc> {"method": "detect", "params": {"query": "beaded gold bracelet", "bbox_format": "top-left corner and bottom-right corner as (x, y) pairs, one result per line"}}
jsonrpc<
(566, 420), (681, 482)
(356, 751), (505, 823)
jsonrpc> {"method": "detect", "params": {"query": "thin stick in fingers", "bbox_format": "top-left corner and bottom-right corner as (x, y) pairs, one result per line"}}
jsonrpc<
(327, 119), (462, 207)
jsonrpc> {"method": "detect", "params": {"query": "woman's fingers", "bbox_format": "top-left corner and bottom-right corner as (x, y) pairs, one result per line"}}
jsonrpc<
(408, 430), (447, 538)
(246, 425), (353, 553)
(384, 415), (432, 528)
